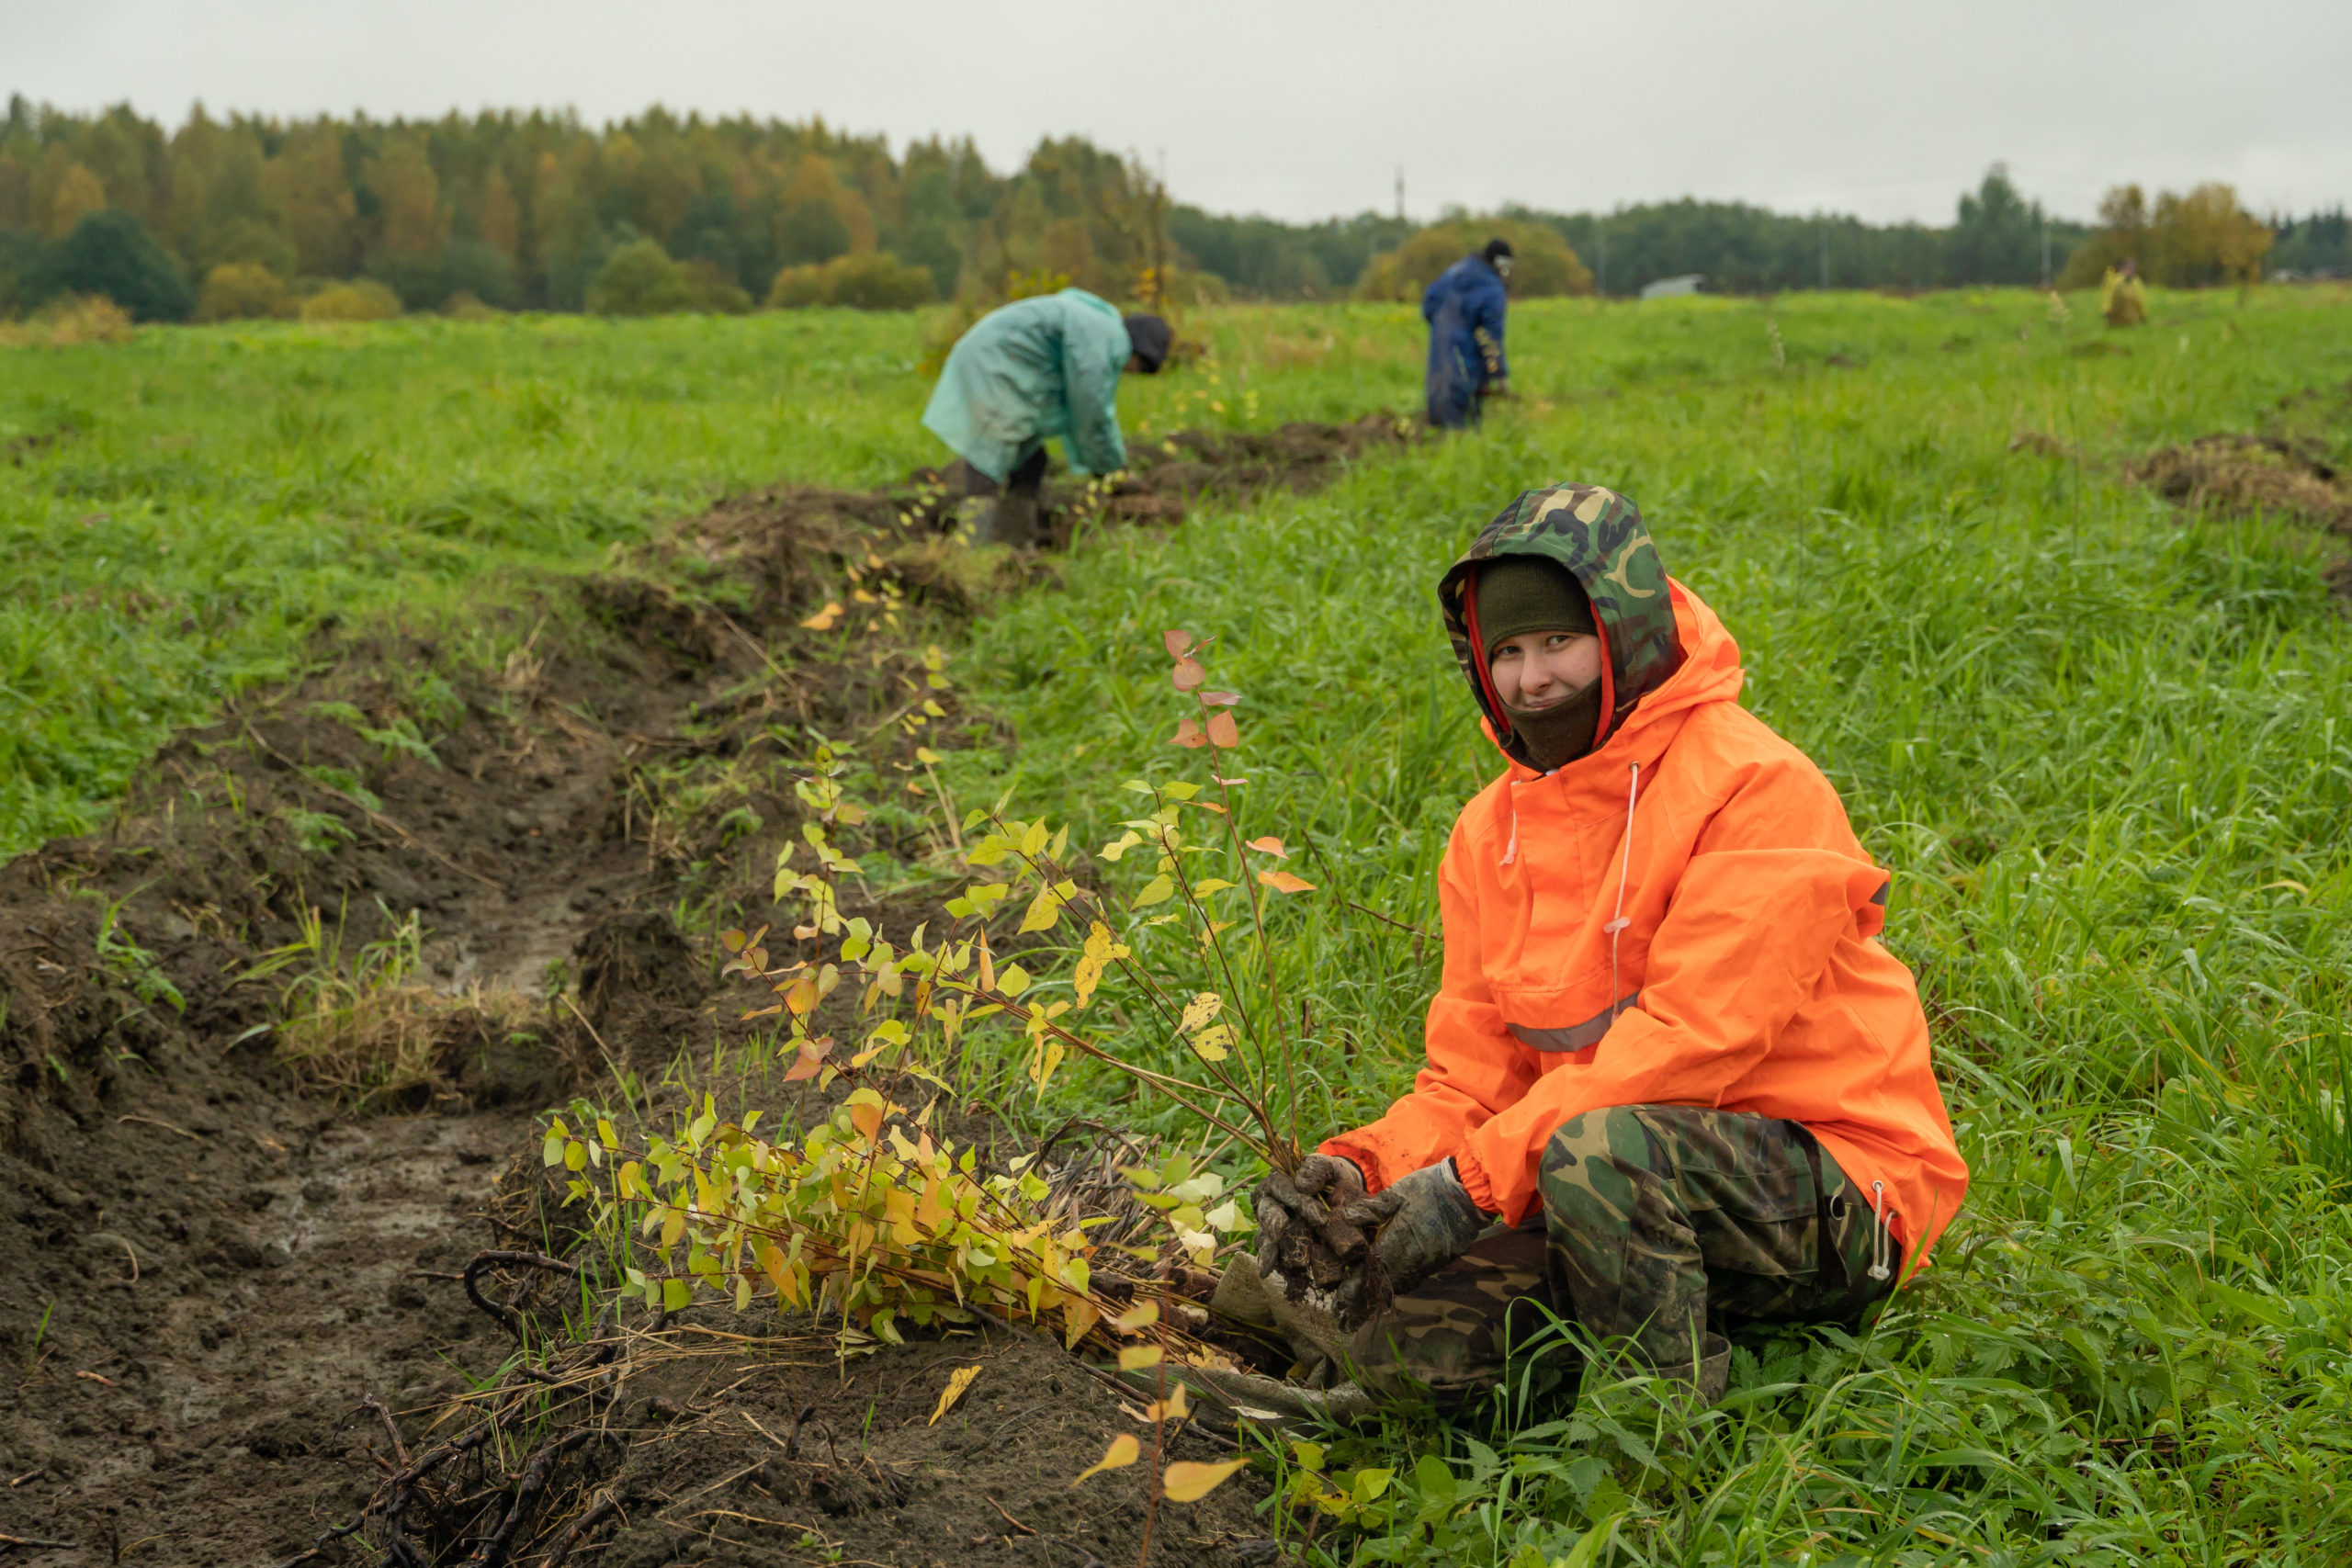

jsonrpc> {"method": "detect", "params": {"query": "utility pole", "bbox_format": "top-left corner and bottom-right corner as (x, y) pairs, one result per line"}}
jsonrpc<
(1820, 223), (1829, 290)
(2041, 217), (2051, 287)
(1395, 165), (1404, 224)
(1598, 223), (1607, 297)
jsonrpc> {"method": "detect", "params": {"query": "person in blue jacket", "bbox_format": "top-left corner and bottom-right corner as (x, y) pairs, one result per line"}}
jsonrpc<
(1422, 239), (1513, 429)
(922, 288), (1171, 547)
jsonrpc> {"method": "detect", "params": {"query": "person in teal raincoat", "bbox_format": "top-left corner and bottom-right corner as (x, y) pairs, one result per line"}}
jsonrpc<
(922, 288), (1170, 546)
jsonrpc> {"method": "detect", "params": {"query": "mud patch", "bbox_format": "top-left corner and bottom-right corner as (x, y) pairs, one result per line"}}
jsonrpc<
(0, 415), (1400, 1563)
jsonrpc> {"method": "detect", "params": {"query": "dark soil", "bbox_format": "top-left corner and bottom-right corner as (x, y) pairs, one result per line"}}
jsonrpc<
(0, 419), (1400, 1565)
(2121, 379), (2352, 597)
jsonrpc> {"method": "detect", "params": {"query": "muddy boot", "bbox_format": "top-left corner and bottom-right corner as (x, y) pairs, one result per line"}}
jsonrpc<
(988, 487), (1041, 548)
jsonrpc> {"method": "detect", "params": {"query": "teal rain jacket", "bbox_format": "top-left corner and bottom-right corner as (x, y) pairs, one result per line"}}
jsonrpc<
(921, 288), (1133, 482)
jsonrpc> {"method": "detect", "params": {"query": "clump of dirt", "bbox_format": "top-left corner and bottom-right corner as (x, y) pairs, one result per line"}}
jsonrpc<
(2128, 434), (2352, 536)
(0, 415), (1401, 1564)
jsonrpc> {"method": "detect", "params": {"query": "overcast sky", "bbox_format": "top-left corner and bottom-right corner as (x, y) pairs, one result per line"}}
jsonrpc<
(7, 0), (2346, 225)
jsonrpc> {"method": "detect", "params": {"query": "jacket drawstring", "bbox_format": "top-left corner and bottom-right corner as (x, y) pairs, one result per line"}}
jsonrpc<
(1605, 761), (1641, 1010)
(1867, 1179), (1892, 1280)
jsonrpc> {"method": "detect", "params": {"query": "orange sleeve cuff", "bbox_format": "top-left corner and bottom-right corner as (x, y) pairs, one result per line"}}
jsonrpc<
(1452, 1148), (1505, 1217)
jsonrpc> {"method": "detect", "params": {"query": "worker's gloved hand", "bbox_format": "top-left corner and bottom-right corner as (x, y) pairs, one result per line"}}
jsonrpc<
(1254, 1154), (1370, 1290)
(1341, 1157), (1489, 1296)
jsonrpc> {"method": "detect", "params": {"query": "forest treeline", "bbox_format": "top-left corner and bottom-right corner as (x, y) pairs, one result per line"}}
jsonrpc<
(1, 95), (2341, 323)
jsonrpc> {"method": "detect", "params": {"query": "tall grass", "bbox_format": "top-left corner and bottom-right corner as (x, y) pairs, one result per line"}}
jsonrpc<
(953, 285), (2352, 1560)
(11, 285), (2352, 1557)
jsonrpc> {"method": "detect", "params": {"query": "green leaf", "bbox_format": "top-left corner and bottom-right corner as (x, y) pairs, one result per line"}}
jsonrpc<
(662, 1277), (693, 1313)
(1134, 874), (1175, 908)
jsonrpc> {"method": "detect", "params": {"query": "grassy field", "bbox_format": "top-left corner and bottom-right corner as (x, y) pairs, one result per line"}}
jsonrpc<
(11, 284), (2352, 1562)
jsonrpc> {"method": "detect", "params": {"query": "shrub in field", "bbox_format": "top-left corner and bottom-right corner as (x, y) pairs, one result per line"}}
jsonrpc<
(765, 251), (937, 310)
(197, 262), (295, 321)
(1354, 216), (1592, 300)
(36, 209), (194, 321)
(0, 293), (136, 346)
(566, 629), (1307, 1316)
(587, 239), (694, 316)
(300, 279), (402, 321)
(441, 289), (500, 320)
(680, 258), (752, 314)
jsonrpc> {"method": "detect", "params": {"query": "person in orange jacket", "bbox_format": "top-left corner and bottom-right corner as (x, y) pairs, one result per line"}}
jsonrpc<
(1254, 482), (1969, 1404)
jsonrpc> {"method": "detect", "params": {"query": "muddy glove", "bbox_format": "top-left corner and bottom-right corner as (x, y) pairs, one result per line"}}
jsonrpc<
(1254, 1154), (1369, 1290)
(1341, 1157), (1488, 1296)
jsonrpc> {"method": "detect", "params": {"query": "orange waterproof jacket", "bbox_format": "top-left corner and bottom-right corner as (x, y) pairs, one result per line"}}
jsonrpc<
(1321, 484), (1968, 1270)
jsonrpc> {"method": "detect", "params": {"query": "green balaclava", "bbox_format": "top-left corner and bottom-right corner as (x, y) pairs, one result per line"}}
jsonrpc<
(1474, 557), (1601, 772)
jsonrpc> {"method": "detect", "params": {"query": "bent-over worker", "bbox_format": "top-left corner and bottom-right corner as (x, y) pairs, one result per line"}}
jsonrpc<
(1422, 239), (1512, 429)
(921, 288), (1170, 547)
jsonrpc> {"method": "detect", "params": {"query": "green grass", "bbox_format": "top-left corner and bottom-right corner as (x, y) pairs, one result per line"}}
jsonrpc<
(13, 285), (2352, 1562)
(947, 286), (2352, 1562)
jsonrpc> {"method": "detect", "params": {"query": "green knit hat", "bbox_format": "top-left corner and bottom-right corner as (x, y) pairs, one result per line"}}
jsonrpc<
(1473, 557), (1594, 660)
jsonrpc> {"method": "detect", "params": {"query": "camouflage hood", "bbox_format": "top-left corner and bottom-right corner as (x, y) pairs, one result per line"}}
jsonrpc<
(1437, 483), (1683, 770)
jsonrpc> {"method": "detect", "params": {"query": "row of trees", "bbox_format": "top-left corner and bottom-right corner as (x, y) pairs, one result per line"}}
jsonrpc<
(0, 95), (2330, 321)
(0, 97), (1189, 319)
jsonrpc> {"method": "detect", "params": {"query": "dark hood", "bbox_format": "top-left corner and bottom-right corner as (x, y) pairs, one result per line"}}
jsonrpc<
(1436, 482), (1684, 770)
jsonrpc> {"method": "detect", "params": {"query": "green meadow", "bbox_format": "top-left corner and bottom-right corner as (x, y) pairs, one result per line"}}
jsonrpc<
(9, 286), (2352, 1560)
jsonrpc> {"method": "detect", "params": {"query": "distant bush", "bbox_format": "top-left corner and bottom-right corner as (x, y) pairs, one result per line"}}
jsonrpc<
(198, 263), (295, 321)
(300, 279), (403, 321)
(1353, 217), (1593, 301)
(442, 290), (500, 321)
(0, 293), (137, 347)
(2061, 183), (2274, 290)
(587, 240), (694, 316)
(681, 259), (752, 314)
(37, 209), (194, 322)
(766, 252), (936, 310)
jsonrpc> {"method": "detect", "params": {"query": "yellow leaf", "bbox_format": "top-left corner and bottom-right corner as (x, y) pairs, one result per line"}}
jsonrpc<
(1018, 884), (1065, 934)
(800, 602), (842, 630)
(1179, 992), (1222, 1033)
(1073, 1433), (1141, 1484)
(928, 1364), (982, 1425)
(1113, 1300), (1160, 1332)
(997, 962), (1032, 996)
(1134, 874), (1174, 908)
(1118, 1344), (1164, 1371)
(1162, 1459), (1248, 1502)
(1257, 869), (1317, 895)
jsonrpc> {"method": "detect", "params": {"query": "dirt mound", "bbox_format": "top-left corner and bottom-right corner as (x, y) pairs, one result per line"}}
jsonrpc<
(2128, 434), (2352, 535)
(0, 416), (1376, 1563)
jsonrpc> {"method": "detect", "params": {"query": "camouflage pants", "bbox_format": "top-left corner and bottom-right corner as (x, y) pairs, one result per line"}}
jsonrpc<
(1347, 1107), (1894, 1404)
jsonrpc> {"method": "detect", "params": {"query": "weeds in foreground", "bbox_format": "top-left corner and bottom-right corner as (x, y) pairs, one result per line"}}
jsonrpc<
(244, 900), (526, 1103)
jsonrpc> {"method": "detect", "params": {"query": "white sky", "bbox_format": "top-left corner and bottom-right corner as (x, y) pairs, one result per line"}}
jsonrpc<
(7, 0), (2346, 225)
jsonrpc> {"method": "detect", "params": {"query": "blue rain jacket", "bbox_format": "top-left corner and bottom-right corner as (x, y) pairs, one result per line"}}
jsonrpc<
(1422, 256), (1510, 428)
(921, 288), (1132, 482)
